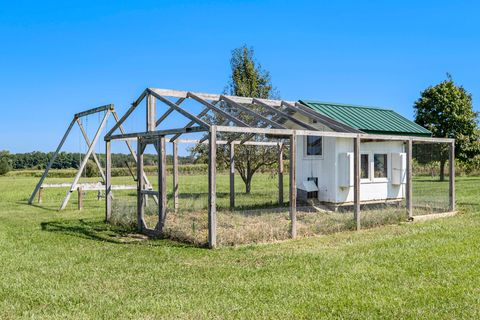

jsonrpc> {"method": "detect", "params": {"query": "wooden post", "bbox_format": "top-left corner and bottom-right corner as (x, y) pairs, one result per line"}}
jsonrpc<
(38, 187), (44, 204)
(172, 141), (179, 212)
(406, 139), (413, 220)
(208, 126), (217, 248)
(29, 118), (76, 204)
(77, 187), (83, 210)
(147, 93), (156, 132)
(449, 142), (455, 211)
(158, 136), (167, 233)
(229, 142), (235, 209)
(137, 138), (145, 232)
(105, 140), (112, 222)
(278, 143), (284, 205)
(59, 110), (110, 210)
(289, 134), (297, 238)
(353, 136), (361, 230)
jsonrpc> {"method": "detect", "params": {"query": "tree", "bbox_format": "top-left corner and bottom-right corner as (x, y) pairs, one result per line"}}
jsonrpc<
(0, 151), (12, 175)
(414, 74), (480, 181)
(193, 45), (280, 193)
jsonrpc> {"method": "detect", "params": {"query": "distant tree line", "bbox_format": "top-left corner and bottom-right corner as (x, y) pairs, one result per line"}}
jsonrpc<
(0, 151), (195, 174)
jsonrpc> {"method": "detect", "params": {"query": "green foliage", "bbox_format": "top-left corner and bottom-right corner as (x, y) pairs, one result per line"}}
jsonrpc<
(414, 74), (480, 179)
(194, 45), (281, 193)
(0, 151), (12, 175)
(84, 160), (99, 177)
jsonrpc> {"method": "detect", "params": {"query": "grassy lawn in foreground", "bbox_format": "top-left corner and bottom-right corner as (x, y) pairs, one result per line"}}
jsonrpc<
(0, 175), (479, 319)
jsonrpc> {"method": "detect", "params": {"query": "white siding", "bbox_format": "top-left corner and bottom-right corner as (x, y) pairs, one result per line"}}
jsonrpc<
(296, 136), (406, 204)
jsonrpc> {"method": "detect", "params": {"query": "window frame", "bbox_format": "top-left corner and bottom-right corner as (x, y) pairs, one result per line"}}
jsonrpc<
(303, 135), (323, 159)
(373, 153), (389, 181)
(360, 153), (370, 182)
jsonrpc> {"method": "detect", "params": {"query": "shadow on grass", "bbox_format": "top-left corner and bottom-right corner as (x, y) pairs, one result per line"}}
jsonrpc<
(40, 218), (197, 248)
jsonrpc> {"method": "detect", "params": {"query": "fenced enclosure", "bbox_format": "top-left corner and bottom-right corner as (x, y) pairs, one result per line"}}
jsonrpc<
(104, 88), (456, 248)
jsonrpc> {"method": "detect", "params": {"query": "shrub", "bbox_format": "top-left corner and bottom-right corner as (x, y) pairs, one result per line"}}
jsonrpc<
(85, 160), (99, 177)
(0, 151), (12, 175)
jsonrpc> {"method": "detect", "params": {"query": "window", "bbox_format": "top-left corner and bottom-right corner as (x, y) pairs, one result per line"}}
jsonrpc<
(306, 136), (322, 156)
(374, 154), (388, 178)
(361, 154), (369, 179)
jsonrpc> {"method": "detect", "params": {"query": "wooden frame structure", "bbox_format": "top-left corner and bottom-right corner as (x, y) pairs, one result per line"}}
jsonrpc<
(29, 104), (155, 211)
(105, 88), (456, 248)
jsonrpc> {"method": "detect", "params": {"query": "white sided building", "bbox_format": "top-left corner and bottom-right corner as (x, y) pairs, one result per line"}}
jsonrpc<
(286, 100), (432, 208)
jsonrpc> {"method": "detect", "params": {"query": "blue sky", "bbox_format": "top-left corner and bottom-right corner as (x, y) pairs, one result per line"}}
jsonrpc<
(1, 0), (479, 155)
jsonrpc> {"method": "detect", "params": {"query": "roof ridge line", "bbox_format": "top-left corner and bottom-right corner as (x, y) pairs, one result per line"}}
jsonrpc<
(300, 99), (394, 111)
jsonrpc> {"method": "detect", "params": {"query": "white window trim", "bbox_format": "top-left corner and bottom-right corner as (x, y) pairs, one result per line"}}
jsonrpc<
(373, 153), (389, 182)
(360, 153), (370, 183)
(303, 135), (324, 160)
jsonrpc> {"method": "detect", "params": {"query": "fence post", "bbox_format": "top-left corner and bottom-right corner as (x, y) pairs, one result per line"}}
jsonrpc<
(137, 138), (145, 232)
(77, 187), (83, 210)
(172, 141), (179, 212)
(105, 140), (112, 222)
(406, 139), (413, 220)
(229, 142), (235, 209)
(158, 136), (167, 233)
(449, 141), (455, 211)
(208, 126), (217, 248)
(278, 143), (284, 205)
(353, 136), (361, 230)
(289, 134), (297, 238)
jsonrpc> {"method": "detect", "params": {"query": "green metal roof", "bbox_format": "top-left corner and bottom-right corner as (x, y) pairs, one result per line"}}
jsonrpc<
(299, 100), (432, 137)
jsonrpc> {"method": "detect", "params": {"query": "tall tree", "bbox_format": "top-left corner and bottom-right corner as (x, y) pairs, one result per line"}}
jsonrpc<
(193, 45), (280, 193)
(414, 74), (480, 180)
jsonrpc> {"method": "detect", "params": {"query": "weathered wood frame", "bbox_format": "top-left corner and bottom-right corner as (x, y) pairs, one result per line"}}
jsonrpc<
(104, 88), (456, 248)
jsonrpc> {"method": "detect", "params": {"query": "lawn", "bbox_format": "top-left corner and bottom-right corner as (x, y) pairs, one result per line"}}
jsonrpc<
(0, 175), (479, 319)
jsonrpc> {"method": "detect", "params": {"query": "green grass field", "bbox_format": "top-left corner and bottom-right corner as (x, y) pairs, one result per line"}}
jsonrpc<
(0, 174), (479, 319)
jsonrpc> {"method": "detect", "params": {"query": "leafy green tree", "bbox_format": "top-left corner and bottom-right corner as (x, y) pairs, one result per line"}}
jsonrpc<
(414, 74), (480, 181)
(194, 45), (280, 194)
(0, 151), (12, 175)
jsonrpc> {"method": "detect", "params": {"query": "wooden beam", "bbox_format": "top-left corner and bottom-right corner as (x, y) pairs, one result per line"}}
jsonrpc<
(158, 136), (167, 234)
(76, 118), (106, 182)
(59, 110), (110, 210)
(172, 141), (179, 212)
(155, 98), (185, 127)
(148, 90), (210, 128)
(74, 104), (114, 119)
(406, 139), (413, 220)
(278, 143), (284, 205)
(147, 93), (156, 132)
(29, 118), (76, 205)
(353, 137), (361, 230)
(105, 89), (147, 138)
(220, 95), (286, 129)
(252, 99), (317, 130)
(215, 126), (455, 144)
(208, 126), (217, 248)
(449, 142), (455, 211)
(229, 142), (235, 209)
(170, 106), (210, 142)
(137, 138), (145, 232)
(289, 134), (297, 238)
(77, 187), (83, 210)
(38, 187), (44, 204)
(105, 140), (112, 223)
(188, 92), (250, 127)
(176, 139), (282, 146)
(106, 126), (208, 141)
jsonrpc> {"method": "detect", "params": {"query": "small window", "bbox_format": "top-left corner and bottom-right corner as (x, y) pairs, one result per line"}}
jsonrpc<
(374, 154), (388, 178)
(306, 136), (322, 156)
(361, 154), (369, 179)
